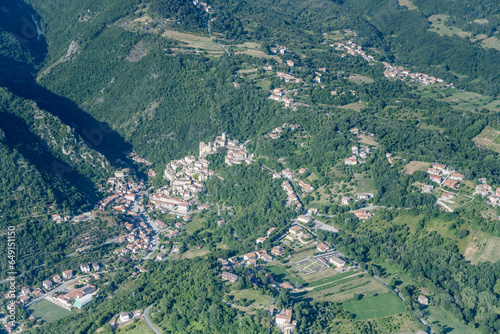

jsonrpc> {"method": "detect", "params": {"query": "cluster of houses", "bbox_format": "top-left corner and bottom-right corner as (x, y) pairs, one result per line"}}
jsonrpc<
(268, 88), (299, 108)
(426, 163), (465, 190)
(162, 216), (192, 240)
(334, 40), (375, 62)
(349, 128), (375, 137)
(268, 122), (301, 139)
(282, 180), (303, 209)
(162, 155), (214, 199)
(382, 62), (452, 87)
(475, 179), (500, 205)
(332, 36), (453, 88)
(127, 151), (152, 165)
(341, 193), (374, 206)
(19, 269), (72, 305)
(52, 212), (93, 223)
(255, 227), (277, 244)
(270, 45), (291, 54)
(345, 145), (373, 165)
(41, 269), (76, 293)
(276, 72), (304, 84)
(192, 0), (213, 13)
(113, 217), (155, 256)
(199, 132), (253, 166)
(99, 168), (146, 212)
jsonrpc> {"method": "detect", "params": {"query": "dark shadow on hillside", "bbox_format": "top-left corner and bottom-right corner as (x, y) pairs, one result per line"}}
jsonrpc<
(0, 112), (97, 208)
(0, 0), (48, 63)
(0, 55), (132, 162)
(0, 0), (131, 163)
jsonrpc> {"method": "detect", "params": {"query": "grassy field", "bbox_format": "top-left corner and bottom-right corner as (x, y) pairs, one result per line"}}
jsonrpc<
(340, 101), (366, 112)
(353, 173), (376, 194)
(228, 288), (273, 312)
(481, 36), (500, 51)
(343, 293), (404, 320)
(403, 161), (431, 175)
(161, 30), (222, 51)
(428, 15), (470, 38)
(267, 264), (305, 285)
(357, 134), (378, 146)
(114, 320), (154, 334)
(425, 306), (480, 334)
(464, 231), (500, 264)
(184, 217), (205, 235)
(181, 248), (210, 259)
(255, 79), (271, 91)
(29, 300), (72, 322)
(348, 74), (374, 84)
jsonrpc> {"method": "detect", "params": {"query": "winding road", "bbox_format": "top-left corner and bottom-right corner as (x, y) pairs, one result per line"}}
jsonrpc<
(144, 305), (162, 334)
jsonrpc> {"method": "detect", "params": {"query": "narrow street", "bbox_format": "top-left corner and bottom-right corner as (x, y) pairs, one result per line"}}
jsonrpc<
(144, 305), (162, 334)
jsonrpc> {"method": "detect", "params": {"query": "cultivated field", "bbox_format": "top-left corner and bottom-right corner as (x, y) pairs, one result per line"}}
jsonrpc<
(302, 275), (390, 303)
(28, 299), (72, 322)
(472, 126), (500, 153)
(343, 293), (404, 320)
(403, 161), (431, 175)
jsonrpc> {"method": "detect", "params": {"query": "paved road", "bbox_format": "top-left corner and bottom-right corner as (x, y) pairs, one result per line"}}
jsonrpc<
(436, 200), (453, 212)
(144, 305), (162, 334)
(312, 219), (338, 233)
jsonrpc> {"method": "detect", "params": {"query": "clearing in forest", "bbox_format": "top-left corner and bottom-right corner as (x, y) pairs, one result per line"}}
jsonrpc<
(472, 126), (500, 153)
(162, 30), (222, 51)
(403, 161), (431, 175)
(340, 101), (366, 112)
(357, 134), (378, 146)
(481, 36), (500, 51)
(348, 74), (374, 84)
(464, 232), (500, 264)
(398, 0), (417, 10)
